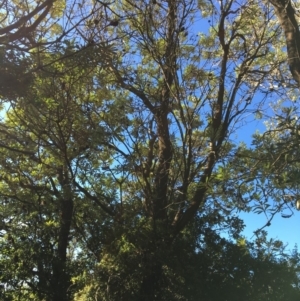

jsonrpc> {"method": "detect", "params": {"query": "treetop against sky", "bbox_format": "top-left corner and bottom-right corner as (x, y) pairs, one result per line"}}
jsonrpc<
(0, 0), (300, 300)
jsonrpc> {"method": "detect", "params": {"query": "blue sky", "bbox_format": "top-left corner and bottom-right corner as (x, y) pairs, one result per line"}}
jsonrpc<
(241, 210), (300, 251)
(179, 4), (299, 250)
(189, 5), (300, 251)
(234, 110), (300, 251)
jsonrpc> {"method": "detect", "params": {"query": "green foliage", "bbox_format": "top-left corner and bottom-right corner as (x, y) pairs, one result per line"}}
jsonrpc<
(0, 0), (300, 300)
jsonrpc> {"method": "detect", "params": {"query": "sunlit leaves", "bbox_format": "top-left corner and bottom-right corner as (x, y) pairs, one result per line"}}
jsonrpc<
(0, 0), (300, 300)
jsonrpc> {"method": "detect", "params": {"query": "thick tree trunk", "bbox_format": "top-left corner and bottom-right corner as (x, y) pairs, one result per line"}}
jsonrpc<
(51, 167), (74, 301)
(139, 261), (163, 301)
(51, 200), (73, 301)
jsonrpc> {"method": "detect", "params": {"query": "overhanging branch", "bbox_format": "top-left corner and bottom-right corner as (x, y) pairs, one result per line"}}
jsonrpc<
(269, 0), (300, 85)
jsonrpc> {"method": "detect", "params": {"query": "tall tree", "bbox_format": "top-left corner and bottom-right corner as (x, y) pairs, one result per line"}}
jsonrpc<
(0, 43), (116, 301)
(0, 0), (299, 300)
(84, 3), (288, 298)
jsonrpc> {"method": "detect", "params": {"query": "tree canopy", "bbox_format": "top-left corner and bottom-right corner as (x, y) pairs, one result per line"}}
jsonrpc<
(0, 0), (300, 300)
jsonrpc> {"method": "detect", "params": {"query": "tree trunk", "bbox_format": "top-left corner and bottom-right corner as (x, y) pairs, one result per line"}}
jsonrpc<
(139, 261), (163, 301)
(50, 167), (74, 301)
(269, 0), (300, 85)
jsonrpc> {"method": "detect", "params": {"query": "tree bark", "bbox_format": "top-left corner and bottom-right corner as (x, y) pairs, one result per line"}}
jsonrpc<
(0, 0), (55, 44)
(139, 258), (163, 301)
(269, 0), (300, 85)
(51, 166), (73, 301)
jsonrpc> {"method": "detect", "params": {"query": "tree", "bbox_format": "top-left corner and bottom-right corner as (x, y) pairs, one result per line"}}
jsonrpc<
(0, 43), (115, 301)
(269, 0), (300, 85)
(72, 225), (300, 301)
(0, 0), (299, 300)
(0, 0), (55, 45)
(0, 0), (115, 98)
(78, 3), (291, 298)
